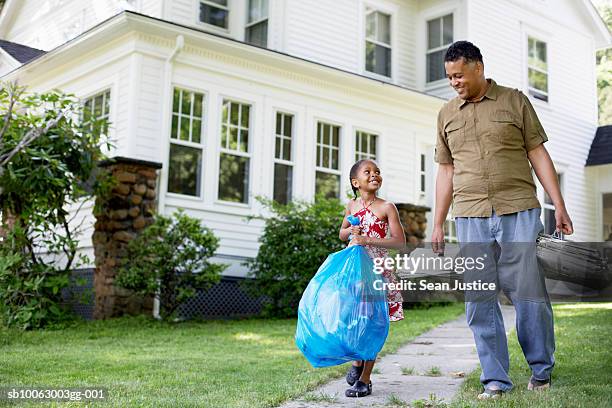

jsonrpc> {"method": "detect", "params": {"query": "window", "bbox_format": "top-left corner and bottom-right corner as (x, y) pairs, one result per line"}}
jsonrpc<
(527, 37), (548, 102)
(273, 112), (293, 204)
(83, 89), (111, 137)
(168, 88), (205, 197)
(543, 173), (562, 234)
(315, 122), (341, 199)
(355, 130), (377, 161)
(218, 100), (251, 203)
(246, 0), (268, 47)
(420, 153), (426, 194)
(426, 14), (453, 83)
(199, 0), (229, 29)
(365, 9), (391, 77)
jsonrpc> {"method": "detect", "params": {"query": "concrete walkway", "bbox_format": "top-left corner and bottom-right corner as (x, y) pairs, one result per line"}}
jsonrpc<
(280, 306), (516, 408)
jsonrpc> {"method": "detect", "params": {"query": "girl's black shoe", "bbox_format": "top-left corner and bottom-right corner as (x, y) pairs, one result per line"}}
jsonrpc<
(345, 380), (372, 398)
(345, 363), (364, 386)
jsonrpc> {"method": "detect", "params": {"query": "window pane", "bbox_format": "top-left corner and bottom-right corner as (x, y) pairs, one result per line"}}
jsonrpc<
(275, 136), (282, 159)
(222, 102), (229, 123)
(241, 104), (250, 128)
(529, 68), (548, 93)
(171, 114), (179, 139)
(94, 95), (103, 117)
(240, 129), (249, 152)
(246, 21), (268, 47)
(365, 41), (376, 73)
(315, 171), (340, 199)
(377, 12), (390, 44)
(229, 126), (238, 150)
(283, 114), (292, 137)
(181, 90), (192, 115)
(282, 137), (291, 161)
(273, 163), (292, 204)
(322, 146), (330, 168)
(544, 208), (556, 235)
(331, 148), (339, 169)
(173, 88), (180, 113)
(180, 115), (190, 141)
(248, 0), (261, 21)
(442, 14), (453, 45)
(428, 18), (441, 49)
(366, 12), (376, 39)
(275, 112), (282, 135)
(536, 41), (547, 70)
(427, 50), (446, 82)
(168, 144), (202, 196)
(371, 135), (377, 156)
(323, 124), (330, 145)
(199, 2), (228, 28)
(421, 174), (426, 192)
(193, 93), (204, 117)
(230, 102), (239, 125)
(192, 118), (201, 143)
(375, 44), (391, 77)
(221, 124), (228, 148)
(218, 153), (249, 203)
(421, 154), (426, 171)
(332, 126), (339, 147)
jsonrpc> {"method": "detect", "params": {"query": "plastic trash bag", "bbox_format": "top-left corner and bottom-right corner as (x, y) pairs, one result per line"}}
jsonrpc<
(295, 216), (389, 368)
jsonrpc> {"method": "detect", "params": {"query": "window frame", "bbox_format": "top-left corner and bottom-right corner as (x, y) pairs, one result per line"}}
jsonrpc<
(196, 0), (230, 32)
(245, 0), (269, 47)
(419, 152), (427, 196)
(354, 129), (378, 162)
(272, 110), (295, 204)
(425, 13), (454, 85)
(166, 87), (207, 199)
(526, 35), (549, 103)
(314, 120), (342, 199)
(81, 88), (112, 137)
(361, 1), (398, 82)
(216, 97), (253, 205)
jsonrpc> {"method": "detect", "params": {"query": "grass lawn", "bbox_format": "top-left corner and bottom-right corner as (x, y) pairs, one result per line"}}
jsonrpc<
(451, 302), (612, 408)
(0, 303), (463, 407)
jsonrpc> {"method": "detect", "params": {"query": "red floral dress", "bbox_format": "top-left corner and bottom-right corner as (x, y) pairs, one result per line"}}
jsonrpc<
(352, 206), (404, 322)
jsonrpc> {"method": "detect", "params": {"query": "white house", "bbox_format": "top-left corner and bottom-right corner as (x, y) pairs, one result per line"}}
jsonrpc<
(0, 0), (610, 285)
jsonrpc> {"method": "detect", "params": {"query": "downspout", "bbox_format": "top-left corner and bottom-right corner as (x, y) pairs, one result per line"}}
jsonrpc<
(153, 34), (184, 319)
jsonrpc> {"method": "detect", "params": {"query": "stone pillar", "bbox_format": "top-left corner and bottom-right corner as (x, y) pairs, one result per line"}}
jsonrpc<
(396, 203), (430, 247)
(92, 156), (162, 319)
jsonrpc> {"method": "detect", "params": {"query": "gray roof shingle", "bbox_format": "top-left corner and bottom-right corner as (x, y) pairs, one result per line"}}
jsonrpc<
(586, 125), (612, 166)
(0, 39), (45, 63)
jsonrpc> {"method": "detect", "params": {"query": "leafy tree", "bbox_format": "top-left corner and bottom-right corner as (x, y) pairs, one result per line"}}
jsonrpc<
(115, 210), (227, 320)
(596, 3), (612, 125)
(0, 82), (111, 329)
(244, 196), (346, 317)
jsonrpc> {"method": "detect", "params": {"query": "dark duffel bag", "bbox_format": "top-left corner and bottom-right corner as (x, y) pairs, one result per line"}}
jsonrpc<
(536, 232), (612, 289)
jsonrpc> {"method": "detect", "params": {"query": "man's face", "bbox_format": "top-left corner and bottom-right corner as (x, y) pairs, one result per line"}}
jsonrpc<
(444, 58), (483, 100)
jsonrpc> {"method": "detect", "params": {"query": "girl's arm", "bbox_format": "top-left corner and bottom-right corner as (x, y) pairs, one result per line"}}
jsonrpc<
(339, 201), (355, 241)
(352, 202), (406, 249)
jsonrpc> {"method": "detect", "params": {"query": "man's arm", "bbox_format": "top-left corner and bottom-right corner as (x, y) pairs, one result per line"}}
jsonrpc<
(527, 144), (574, 235)
(432, 163), (454, 253)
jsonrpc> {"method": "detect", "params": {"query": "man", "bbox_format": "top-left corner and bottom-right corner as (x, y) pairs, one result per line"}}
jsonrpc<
(432, 41), (573, 400)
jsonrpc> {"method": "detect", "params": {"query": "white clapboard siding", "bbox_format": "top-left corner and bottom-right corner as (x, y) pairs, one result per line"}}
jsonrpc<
(2, 0), (123, 50)
(467, 0), (599, 241)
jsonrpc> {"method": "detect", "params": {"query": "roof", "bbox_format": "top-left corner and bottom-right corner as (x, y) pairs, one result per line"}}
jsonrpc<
(586, 125), (612, 166)
(0, 39), (45, 63)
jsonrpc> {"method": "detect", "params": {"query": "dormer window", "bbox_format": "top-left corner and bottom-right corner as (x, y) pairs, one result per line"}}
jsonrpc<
(246, 0), (268, 47)
(199, 0), (229, 29)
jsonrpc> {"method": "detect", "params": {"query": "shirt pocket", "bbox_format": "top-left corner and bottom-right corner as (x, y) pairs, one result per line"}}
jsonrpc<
(491, 110), (523, 146)
(444, 119), (466, 152)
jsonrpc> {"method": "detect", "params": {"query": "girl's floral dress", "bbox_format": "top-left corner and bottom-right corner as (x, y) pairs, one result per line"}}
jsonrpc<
(353, 206), (404, 322)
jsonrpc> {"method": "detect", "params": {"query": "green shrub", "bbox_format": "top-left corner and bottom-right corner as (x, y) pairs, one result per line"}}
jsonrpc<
(115, 210), (227, 320)
(244, 196), (345, 317)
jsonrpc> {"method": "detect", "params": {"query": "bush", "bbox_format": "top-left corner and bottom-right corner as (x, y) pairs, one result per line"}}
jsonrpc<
(244, 196), (345, 317)
(0, 83), (111, 329)
(115, 210), (227, 320)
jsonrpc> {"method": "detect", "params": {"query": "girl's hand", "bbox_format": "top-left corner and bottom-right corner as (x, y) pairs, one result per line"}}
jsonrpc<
(350, 236), (368, 246)
(349, 226), (362, 236)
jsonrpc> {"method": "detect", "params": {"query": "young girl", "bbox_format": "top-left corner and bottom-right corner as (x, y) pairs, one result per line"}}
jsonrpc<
(338, 159), (406, 398)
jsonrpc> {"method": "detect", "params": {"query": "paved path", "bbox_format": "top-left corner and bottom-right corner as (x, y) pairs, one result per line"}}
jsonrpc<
(280, 306), (516, 407)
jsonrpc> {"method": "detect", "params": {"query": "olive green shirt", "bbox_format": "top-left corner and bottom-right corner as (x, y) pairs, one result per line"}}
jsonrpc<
(434, 79), (548, 217)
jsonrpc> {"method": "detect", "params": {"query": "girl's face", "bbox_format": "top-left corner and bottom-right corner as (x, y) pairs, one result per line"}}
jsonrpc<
(352, 161), (382, 193)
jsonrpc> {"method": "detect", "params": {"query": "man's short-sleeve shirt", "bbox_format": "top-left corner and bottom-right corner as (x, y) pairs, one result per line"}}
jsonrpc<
(434, 79), (548, 217)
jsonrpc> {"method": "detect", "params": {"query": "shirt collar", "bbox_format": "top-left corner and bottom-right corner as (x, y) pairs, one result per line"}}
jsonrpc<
(458, 78), (498, 109)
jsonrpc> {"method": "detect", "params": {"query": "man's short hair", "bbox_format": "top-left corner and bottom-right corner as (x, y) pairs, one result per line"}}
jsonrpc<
(444, 41), (483, 64)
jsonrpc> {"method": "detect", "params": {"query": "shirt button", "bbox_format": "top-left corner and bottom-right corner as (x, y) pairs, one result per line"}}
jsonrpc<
(485, 150), (489, 154)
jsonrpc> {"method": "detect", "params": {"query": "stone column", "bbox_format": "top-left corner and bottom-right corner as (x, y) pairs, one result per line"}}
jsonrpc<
(92, 156), (162, 319)
(396, 203), (431, 247)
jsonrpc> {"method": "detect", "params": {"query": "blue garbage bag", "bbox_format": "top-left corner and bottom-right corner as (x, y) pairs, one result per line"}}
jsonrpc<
(295, 216), (389, 368)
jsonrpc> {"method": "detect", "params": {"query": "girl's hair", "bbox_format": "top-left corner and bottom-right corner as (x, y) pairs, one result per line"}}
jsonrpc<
(349, 159), (376, 200)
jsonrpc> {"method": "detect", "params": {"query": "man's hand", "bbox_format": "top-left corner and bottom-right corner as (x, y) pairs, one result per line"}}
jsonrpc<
(431, 226), (445, 255)
(555, 207), (574, 235)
